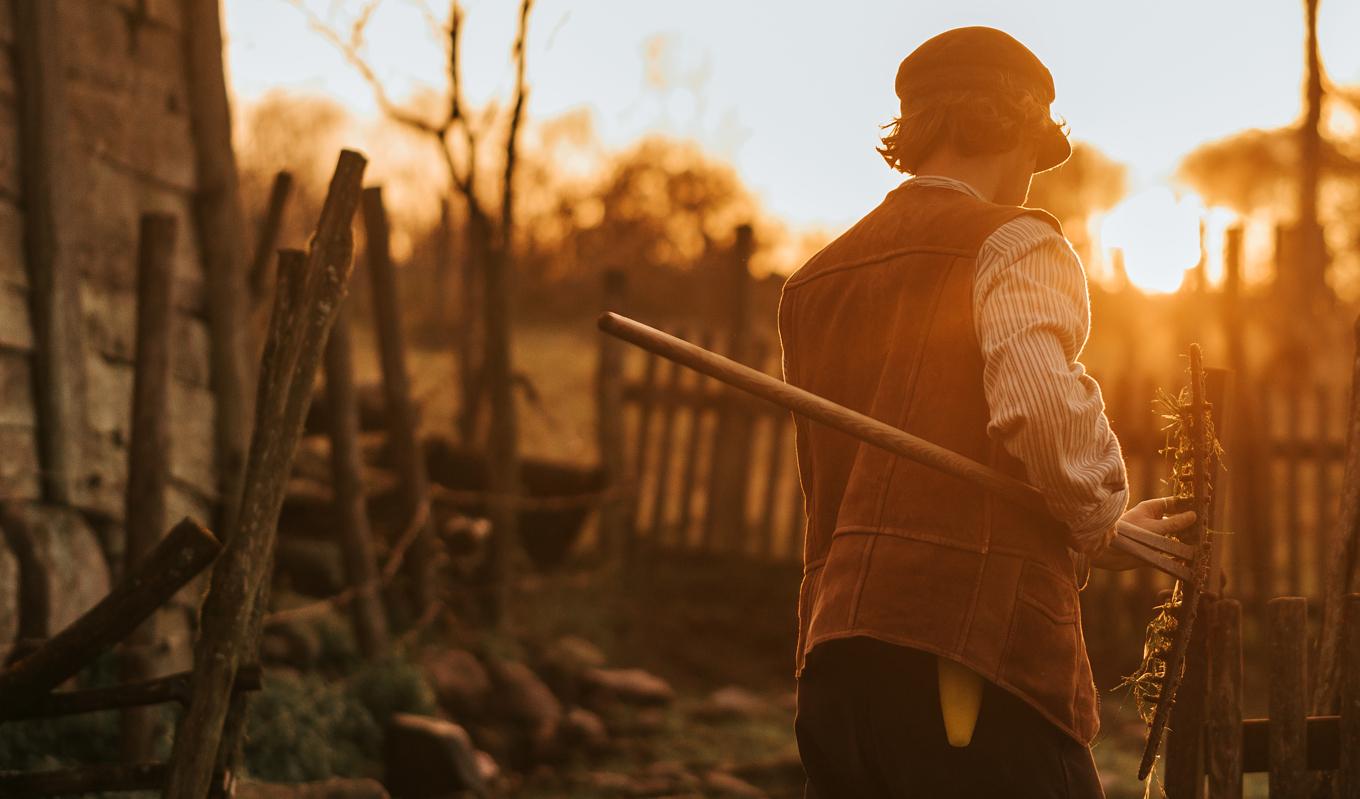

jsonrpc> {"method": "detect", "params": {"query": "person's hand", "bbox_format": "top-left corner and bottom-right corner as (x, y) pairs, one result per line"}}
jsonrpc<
(1091, 496), (1197, 571)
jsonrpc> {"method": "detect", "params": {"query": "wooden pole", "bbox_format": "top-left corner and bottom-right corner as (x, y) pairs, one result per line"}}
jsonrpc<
(1, 666), (261, 721)
(1342, 593), (1360, 799)
(704, 226), (756, 552)
(0, 503), (51, 650)
(362, 187), (439, 611)
(1205, 598), (1242, 799)
(166, 151), (367, 799)
(184, 0), (252, 533)
(248, 171), (295, 305)
(323, 306), (390, 658)
(0, 518), (221, 709)
(1314, 316), (1360, 716)
(120, 213), (178, 762)
(13, 0), (85, 505)
(595, 269), (629, 559)
(1268, 596), (1309, 799)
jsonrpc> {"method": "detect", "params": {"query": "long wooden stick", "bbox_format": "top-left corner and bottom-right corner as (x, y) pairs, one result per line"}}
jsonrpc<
(0, 666), (261, 721)
(598, 313), (1191, 579)
(323, 305), (390, 657)
(121, 213), (178, 762)
(166, 151), (367, 799)
(0, 518), (221, 709)
(363, 186), (438, 610)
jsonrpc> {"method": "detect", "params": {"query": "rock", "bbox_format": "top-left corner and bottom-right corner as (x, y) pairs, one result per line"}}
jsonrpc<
(16, 505), (110, 633)
(486, 659), (563, 763)
(237, 778), (390, 799)
(537, 634), (607, 703)
(560, 706), (608, 753)
(703, 770), (768, 798)
(474, 749), (500, 784)
(383, 714), (485, 798)
(691, 686), (769, 722)
(422, 647), (492, 720)
(582, 667), (675, 708)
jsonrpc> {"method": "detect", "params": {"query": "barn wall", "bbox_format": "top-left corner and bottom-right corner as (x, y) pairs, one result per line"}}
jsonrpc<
(61, 0), (218, 526)
(0, 0), (228, 647)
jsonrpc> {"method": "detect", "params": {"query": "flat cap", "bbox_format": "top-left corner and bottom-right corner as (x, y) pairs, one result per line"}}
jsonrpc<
(895, 27), (1069, 171)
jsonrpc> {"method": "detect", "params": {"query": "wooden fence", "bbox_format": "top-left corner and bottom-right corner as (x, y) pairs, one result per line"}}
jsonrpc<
(601, 317), (1352, 611)
(1154, 593), (1360, 798)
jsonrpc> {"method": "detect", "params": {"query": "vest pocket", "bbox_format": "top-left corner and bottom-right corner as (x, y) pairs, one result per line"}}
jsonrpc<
(998, 560), (1080, 725)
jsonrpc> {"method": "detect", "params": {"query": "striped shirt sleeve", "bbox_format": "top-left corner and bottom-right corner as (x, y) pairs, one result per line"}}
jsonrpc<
(973, 215), (1129, 552)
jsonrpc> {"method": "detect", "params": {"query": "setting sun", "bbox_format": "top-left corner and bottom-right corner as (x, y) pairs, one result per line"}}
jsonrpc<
(1100, 188), (1206, 294)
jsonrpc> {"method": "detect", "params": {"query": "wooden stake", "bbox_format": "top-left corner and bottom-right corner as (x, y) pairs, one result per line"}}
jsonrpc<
(248, 171), (295, 305)
(184, 0), (251, 533)
(165, 151), (367, 799)
(362, 186), (438, 610)
(13, 0), (85, 505)
(1341, 593), (1360, 799)
(0, 518), (221, 710)
(323, 306), (390, 658)
(1205, 598), (1243, 799)
(120, 213), (178, 762)
(1315, 316), (1360, 715)
(1268, 596), (1309, 799)
(595, 269), (628, 559)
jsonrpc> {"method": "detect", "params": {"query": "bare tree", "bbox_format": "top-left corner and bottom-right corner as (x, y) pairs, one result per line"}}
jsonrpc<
(283, 0), (532, 621)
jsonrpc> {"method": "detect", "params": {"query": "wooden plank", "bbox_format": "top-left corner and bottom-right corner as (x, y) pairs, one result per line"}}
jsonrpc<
(1317, 385), (1333, 597)
(1241, 715), (1338, 772)
(0, 518), (220, 705)
(1286, 386), (1302, 594)
(80, 282), (214, 387)
(1, 665), (260, 721)
(182, 0), (250, 534)
(65, 77), (195, 192)
(675, 330), (715, 549)
(1165, 596), (1210, 798)
(0, 348), (34, 426)
(1343, 593), (1360, 799)
(704, 225), (756, 551)
(648, 338), (686, 546)
(121, 213), (177, 761)
(1206, 598), (1242, 799)
(1268, 597), (1309, 799)
(629, 351), (660, 552)
(0, 198), (25, 289)
(13, 0), (85, 505)
(758, 406), (790, 559)
(323, 306), (389, 658)
(594, 269), (628, 558)
(0, 281), (30, 351)
(0, 424), (39, 500)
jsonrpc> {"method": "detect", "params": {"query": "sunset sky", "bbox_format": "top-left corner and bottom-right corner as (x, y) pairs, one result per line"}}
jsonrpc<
(224, 0), (1360, 287)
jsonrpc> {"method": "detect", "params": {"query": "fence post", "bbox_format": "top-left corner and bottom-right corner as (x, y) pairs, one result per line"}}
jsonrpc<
(121, 213), (177, 762)
(704, 225), (756, 552)
(363, 186), (439, 612)
(1268, 596), (1309, 799)
(322, 306), (390, 658)
(596, 269), (629, 562)
(676, 330), (716, 550)
(648, 338), (687, 546)
(1342, 593), (1360, 799)
(1205, 597), (1242, 799)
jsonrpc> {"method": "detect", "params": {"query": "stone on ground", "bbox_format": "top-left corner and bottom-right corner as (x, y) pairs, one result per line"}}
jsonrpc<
(383, 713), (486, 798)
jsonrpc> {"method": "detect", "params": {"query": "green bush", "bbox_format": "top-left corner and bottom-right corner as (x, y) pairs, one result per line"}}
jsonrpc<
(244, 655), (436, 783)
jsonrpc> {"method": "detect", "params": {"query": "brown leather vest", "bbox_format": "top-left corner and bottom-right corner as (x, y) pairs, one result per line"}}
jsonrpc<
(778, 182), (1099, 744)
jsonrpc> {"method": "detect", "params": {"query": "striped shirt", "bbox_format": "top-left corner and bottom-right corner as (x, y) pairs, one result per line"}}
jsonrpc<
(909, 175), (1129, 551)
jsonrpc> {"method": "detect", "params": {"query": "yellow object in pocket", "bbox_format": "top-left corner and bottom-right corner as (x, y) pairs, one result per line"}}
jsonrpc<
(937, 656), (984, 747)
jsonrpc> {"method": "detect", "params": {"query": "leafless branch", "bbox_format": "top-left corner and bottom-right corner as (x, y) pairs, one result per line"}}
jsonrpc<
(501, 0), (532, 254)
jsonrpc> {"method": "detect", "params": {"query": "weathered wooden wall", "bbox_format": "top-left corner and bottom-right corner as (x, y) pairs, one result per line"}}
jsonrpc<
(0, 0), (227, 648)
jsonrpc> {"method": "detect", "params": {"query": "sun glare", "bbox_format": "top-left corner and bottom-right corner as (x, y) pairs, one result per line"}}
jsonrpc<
(1100, 189), (1206, 294)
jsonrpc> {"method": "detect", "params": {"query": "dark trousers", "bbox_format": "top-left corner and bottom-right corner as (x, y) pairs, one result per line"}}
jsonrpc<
(796, 637), (1105, 799)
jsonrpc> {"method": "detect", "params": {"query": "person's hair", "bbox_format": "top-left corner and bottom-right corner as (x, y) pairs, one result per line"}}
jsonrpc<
(878, 76), (1066, 174)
